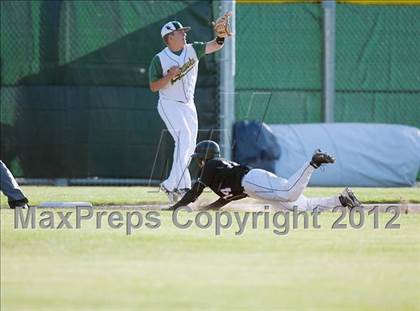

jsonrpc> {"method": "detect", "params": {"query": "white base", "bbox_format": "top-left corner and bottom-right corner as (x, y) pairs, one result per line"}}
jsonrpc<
(38, 201), (93, 208)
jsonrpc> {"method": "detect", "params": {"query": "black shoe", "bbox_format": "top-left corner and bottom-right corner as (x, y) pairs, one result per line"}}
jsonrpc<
(339, 187), (362, 208)
(310, 149), (335, 168)
(8, 198), (29, 209)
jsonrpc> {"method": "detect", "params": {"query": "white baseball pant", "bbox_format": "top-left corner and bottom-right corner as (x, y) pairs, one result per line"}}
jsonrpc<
(241, 162), (341, 211)
(157, 99), (198, 191)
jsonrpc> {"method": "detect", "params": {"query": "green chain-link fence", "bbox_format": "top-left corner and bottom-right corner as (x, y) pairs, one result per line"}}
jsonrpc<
(1, 0), (218, 179)
(1, 1), (419, 179)
(235, 2), (323, 124)
(235, 2), (420, 128)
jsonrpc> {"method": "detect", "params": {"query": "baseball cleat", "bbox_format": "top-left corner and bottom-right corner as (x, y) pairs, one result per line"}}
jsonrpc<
(160, 183), (179, 204)
(8, 198), (29, 209)
(310, 149), (335, 168)
(176, 188), (190, 198)
(339, 187), (362, 208)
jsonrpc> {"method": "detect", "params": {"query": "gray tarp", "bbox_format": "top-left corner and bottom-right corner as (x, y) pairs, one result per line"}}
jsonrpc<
(270, 123), (420, 187)
(232, 120), (280, 173)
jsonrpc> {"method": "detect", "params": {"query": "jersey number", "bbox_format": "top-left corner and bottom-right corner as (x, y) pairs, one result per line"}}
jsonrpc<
(221, 160), (234, 168)
(220, 187), (233, 199)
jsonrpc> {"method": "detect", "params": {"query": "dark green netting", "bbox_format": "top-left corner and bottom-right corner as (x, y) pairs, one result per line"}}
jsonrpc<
(235, 3), (420, 128)
(1, 1), (218, 179)
(334, 4), (420, 127)
(1, 1), (419, 179)
(235, 3), (323, 123)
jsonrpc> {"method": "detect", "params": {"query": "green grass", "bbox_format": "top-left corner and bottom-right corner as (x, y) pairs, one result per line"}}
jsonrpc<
(1, 186), (419, 208)
(1, 209), (420, 310)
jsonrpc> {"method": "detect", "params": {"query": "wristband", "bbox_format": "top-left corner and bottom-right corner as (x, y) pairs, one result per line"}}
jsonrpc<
(215, 36), (225, 45)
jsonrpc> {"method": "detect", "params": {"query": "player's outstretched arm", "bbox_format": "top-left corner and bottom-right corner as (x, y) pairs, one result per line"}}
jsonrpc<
(205, 39), (224, 54)
(205, 11), (233, 55)
(203, 193), (248, 210)
(167, 181), (206, 210)
(203, 198), (230, 210)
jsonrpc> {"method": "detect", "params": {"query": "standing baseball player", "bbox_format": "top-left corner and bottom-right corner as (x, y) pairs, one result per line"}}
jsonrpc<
(149, 13), (232, 203)
(0, 160), (29, 209)
(168, 141), (362, 211)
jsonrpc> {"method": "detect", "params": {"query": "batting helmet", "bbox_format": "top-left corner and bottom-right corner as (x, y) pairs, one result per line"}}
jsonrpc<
(191, 140), (220, 161)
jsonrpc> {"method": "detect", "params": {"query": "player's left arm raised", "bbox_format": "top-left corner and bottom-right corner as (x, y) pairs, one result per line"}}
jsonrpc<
(205, 11), (233, 54)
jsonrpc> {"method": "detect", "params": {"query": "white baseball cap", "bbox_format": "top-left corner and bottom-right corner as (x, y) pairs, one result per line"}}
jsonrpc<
(161, 21), (191, 38)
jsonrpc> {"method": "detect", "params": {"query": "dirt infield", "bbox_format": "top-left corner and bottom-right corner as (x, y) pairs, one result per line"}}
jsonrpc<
(94, 201), (420, 213)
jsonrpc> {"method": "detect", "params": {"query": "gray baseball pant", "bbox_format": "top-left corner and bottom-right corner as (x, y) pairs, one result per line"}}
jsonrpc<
(0, 160), (28, 207)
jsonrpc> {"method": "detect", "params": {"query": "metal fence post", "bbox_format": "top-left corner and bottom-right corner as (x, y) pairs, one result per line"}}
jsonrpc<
(219, 0), (236, 159)
(323, 0), (336, 123)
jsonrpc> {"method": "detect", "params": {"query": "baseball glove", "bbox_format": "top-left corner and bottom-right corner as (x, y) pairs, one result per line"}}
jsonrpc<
(212, 12), (233, 38)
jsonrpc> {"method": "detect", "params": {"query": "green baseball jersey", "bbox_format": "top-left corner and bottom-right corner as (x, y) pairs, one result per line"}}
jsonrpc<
(149, 42), (206, 84)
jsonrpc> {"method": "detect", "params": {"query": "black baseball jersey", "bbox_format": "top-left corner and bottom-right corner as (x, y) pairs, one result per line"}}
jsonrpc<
(171, 158), (250, 209)
(198, 158), (249, 199)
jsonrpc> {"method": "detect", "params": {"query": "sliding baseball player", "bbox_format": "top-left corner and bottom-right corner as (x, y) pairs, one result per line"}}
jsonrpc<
(168, 141), (362, 211)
